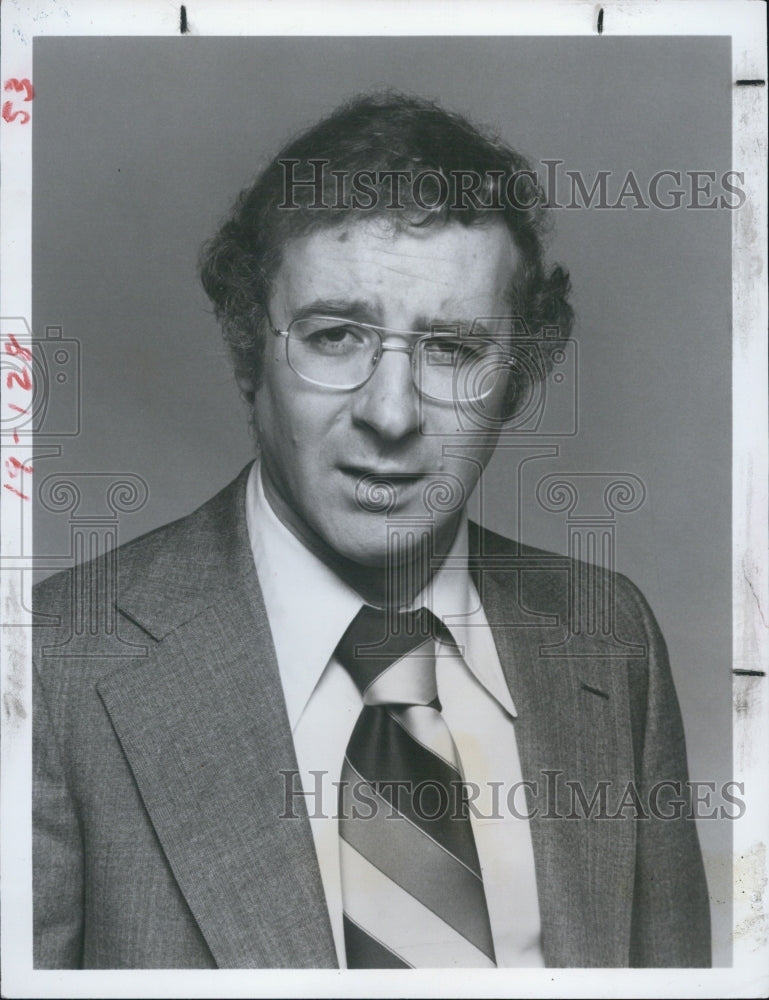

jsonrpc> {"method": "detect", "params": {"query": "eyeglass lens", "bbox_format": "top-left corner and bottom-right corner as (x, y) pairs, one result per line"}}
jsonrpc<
(285, 317), (511, 402)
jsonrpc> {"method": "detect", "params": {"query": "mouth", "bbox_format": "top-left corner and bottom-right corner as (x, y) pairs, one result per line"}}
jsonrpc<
(339, 466), (426, 484)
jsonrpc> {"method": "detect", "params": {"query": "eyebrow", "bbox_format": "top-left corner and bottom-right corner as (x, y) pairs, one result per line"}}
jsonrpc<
(415, 316), (494, 336)
(291, 298), (380, 324)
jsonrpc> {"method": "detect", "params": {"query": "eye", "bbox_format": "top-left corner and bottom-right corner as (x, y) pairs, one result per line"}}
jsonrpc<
(423, 338), (494, 367)
(305, 323), (368, 354)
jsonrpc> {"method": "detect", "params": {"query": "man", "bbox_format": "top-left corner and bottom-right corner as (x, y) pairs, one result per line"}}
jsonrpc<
(33, 92), (711, 969)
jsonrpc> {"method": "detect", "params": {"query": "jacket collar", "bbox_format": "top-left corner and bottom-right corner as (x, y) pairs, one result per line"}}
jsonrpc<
(115, 465), (258, 640)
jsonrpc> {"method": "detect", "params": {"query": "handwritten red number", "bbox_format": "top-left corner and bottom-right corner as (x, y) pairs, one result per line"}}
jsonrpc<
(5, 457), (33, 478)
(4, 78), (34, 101)
(5, 333), (33, 361)
(6, 367), (32, 391)
(4, 483), (30, 501)
(2, 78), (33, 123)
(2, 101), (30, 125)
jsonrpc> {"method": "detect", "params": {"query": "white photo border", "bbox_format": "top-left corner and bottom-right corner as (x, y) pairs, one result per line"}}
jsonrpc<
(1, 2), (766, 997)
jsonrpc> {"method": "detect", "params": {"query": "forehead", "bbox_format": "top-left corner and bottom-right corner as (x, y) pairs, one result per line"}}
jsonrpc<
(269, 218), (520, 324)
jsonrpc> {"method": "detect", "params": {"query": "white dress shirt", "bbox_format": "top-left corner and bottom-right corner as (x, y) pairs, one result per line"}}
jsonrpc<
(246, 462), (543, 968)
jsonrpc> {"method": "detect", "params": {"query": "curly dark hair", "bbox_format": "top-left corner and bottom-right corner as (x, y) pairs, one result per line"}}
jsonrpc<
(200, 91), (573, 408)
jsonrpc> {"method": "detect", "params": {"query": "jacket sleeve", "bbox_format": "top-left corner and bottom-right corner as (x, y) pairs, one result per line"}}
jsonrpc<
(33, 661), (85, 969)
(622, 577), (712, 967)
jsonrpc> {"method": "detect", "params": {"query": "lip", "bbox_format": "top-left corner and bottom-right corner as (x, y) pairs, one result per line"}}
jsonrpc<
(339, 466), (426, 481)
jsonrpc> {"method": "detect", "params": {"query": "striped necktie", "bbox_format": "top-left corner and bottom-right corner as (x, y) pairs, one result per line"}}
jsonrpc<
(336, 604), (497, 969)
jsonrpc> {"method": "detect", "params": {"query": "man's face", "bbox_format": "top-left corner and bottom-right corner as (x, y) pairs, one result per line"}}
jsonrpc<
(250, 218), (519, 568)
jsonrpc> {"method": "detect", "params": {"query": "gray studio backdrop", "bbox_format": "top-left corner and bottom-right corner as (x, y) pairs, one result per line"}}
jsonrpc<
(32, 37), (732, 963)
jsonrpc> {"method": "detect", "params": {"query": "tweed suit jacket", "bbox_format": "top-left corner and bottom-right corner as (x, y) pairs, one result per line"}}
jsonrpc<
(33, 465), (711, 969)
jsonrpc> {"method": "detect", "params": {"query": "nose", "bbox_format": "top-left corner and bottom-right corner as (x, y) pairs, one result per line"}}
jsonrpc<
(350, 345), (420, 441)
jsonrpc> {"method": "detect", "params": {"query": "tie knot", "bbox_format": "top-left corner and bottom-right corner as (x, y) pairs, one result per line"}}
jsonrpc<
(336, 605), (442, 707)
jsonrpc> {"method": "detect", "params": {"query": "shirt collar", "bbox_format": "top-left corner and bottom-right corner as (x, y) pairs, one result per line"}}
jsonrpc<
(246, 462), (363, 731)
(246, 462), (516, 729)
(420, 523), (518, 719)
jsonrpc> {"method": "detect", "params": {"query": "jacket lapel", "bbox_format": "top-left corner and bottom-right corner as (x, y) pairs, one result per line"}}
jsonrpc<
(477, 541), (636, 967)
(97, 468), (336, 968)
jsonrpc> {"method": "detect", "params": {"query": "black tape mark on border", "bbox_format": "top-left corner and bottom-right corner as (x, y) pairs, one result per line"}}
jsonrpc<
(581, 682), (610, 700)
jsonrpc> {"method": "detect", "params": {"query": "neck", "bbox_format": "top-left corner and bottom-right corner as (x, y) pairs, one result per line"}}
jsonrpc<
(260, 468), (458, 608)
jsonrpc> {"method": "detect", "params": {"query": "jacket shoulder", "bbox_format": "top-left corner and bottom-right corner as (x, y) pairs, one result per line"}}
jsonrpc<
(34, 466), (252, 613)
(469, 520), (658, 648)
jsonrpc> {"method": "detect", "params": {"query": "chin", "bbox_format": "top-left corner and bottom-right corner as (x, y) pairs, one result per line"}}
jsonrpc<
(331, 534), (393, 569)
(333, 527), (434, 570)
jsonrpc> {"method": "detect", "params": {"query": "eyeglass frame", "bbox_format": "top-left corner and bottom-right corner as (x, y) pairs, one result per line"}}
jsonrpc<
(268, 312), (519, 402)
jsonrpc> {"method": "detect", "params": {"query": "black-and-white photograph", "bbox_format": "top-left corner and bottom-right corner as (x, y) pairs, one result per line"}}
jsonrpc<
(1, 2), (766, 997)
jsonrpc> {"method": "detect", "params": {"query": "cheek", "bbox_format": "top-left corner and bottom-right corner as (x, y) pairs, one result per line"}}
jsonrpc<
(254, 376), (296, 459)
(254, 373), (343, 469)
(445, 446), (493, 488)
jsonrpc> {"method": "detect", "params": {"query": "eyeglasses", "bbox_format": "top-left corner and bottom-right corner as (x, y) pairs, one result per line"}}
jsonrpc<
(270, 315), (517, 403)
